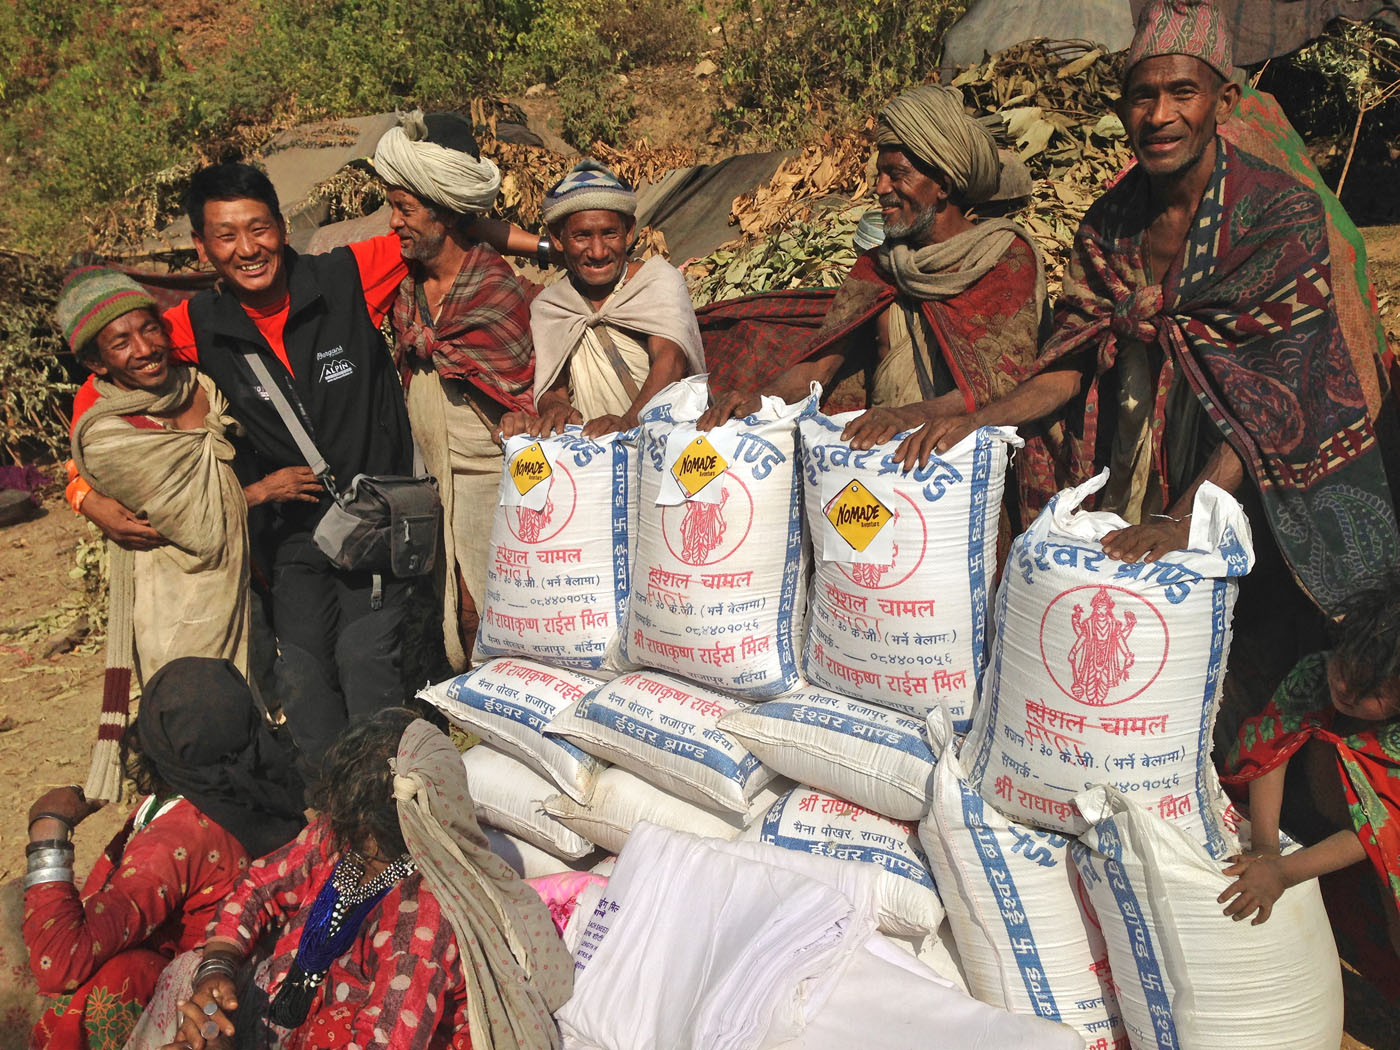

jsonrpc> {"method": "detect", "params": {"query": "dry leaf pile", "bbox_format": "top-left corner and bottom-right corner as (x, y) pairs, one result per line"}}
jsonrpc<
(688, 40), (1136, 302)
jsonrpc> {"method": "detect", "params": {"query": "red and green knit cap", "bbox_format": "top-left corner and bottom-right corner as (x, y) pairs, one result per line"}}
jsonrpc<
(1124, 0), (1234, 82)
(55, 266), (158, 355)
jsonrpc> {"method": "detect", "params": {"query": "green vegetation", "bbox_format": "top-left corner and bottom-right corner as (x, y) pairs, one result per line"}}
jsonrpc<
(715, 0), (968, 141)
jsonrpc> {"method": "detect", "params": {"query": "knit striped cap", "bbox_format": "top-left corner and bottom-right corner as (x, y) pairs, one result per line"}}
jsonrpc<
(1125, 0), (1234, 82)
(56, 266), (157, 356)
(541, 159), (636, 226)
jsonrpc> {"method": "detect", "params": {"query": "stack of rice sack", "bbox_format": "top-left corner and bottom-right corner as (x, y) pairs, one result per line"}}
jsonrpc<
(717, 413), (1023, 957)
(932, 470), (1342, 1049)
(420, 379), (796, 872)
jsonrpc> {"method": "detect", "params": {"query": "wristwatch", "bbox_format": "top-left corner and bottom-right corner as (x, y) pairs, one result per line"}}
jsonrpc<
(536, 235), (552, 268)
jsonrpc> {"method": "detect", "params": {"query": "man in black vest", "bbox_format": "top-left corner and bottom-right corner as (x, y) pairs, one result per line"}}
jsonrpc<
(71, 164), (419, 767)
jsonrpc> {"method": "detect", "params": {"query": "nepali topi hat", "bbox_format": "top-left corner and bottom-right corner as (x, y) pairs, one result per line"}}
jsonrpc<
(56, 266), (158, 357)
(541, 159), (637, 226)
(1125, 0), (1234, 82)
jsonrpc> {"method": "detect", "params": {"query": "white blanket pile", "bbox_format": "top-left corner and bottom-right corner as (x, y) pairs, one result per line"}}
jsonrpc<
(557, 823), (1085, 1050)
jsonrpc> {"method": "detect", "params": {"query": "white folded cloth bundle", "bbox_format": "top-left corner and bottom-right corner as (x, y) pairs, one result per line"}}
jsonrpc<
(557, 822), (878, 1050)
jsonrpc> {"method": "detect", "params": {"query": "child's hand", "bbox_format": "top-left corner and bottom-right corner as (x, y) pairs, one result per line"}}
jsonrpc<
(1219, 853), (1291, 924)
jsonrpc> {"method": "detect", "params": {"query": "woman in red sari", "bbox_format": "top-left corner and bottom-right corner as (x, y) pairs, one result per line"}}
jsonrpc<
(1220, 574), (1400, 993)
(22, 658), (305, 1050)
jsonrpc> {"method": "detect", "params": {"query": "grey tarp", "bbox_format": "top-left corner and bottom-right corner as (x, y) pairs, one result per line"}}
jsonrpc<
(942, 0), (1400, 73)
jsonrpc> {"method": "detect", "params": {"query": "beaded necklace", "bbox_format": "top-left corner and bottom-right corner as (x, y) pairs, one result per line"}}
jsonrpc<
(266, 852), (415, 1028)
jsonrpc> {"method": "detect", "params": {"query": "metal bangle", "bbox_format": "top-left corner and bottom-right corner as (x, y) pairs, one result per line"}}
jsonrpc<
(27, 812), (75, 834)
(26, 848), (74, 869)
(536, 234), (552, 268)
(23, 866), (74, 890)
(193, 958), (238, 987)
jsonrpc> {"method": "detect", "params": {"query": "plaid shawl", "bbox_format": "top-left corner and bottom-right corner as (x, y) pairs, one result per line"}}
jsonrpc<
(1031, 138), (1400, 615)
(393, 243), (535, 412)
(697, 235), (1044, 416)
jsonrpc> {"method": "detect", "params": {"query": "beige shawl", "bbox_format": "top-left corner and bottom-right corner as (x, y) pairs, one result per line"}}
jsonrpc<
(392, 720), (573, 1050)
(529, 257), (704, 410)
(71, 367), (252, 683)
(877, 217), (1047, 308)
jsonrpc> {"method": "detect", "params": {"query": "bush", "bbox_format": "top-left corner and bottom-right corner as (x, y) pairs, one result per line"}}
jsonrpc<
(715, 0), (967, 141)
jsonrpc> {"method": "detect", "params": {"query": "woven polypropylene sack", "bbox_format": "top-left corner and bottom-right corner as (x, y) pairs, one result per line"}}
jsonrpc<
(798, 418), (1020, 730)
(962, 472), (1252, 852)
(1072, 786), (1342, 1050)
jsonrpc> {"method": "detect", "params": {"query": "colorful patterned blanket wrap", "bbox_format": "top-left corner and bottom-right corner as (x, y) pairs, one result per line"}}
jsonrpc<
(1028, 137), (1399, 615)
(1222, 86), (1391, 416)
(697, 236), (1042, 413)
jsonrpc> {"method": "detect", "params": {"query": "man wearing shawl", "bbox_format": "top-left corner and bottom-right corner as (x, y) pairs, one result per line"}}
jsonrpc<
(699, 85), (1046, 467)
(921, 0), (1400, 744)
(372, 111), (538, 670)
(503, 160), (704, 439)
(176, 709), (571, 1050)
(57, 267), (279, 801)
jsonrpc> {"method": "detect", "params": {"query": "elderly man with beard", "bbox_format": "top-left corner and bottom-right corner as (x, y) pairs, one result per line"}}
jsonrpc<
(699, 84), (1046, 478)
(372, 110), (540, 670)
(501, 160), (704, 440)
(920, 0), (1400, 750)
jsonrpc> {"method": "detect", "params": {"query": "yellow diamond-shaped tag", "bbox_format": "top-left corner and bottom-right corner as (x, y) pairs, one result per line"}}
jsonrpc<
(509, 442), (552, 496)
(824, 481), (893, 552)
(670, 435), (728, 497)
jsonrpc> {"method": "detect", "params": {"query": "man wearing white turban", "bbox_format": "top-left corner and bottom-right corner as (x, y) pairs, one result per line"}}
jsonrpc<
(700, 86), (1046, 483)
(372, 110), (541, 670)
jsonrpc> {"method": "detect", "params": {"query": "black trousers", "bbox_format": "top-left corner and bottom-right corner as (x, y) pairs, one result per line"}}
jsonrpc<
(270, 530), (410, 771)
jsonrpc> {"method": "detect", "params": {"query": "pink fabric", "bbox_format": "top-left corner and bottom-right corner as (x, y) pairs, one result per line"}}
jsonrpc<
(526, 872), (608, 936)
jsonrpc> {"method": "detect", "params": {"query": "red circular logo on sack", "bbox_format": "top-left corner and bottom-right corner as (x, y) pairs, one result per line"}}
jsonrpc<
(1039, 584), (1168, 706)
(661, 474), (755, 566)
(505, 462), (578, 545)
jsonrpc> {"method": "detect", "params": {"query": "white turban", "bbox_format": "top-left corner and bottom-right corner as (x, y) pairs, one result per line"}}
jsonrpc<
(373, 109), (502, 216)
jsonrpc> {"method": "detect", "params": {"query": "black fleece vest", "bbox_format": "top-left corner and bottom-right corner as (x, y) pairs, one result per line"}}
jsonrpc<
(188, 246), (413, 528)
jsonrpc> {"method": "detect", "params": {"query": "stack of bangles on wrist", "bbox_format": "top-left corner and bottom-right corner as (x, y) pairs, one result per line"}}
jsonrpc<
(24, 840), (74, 889)
(194, 951), (240, 988)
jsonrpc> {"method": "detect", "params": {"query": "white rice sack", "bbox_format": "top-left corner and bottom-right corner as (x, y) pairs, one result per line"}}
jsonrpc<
(547, 670), (774, 813)
(545, 767), (790, 854)
(483, 827), (602, 879)
(742, 785), (943, 938)
(798, 417), (1020, 731)
(462, 744), (595, 860)
(919, 707), (1124, 1045)
(476, 426), (636, 671)
(624, 387), (815, 698)
(1071, 786), (1342, 1050)
(962, 472), (1253, 851)
(719, 687), (936, 820)
(417, 657), (606, 802)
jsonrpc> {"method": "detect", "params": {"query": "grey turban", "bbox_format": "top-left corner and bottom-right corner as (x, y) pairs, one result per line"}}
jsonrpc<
(373, 109), (501, 216)
(876, 86), (1002, 204)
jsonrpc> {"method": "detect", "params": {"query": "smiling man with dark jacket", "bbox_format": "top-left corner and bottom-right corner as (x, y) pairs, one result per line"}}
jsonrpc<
(70, 163), (417, 767)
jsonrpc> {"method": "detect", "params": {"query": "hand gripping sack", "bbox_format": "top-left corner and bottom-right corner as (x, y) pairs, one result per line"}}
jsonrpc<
(798, 417), (1021, 730)
(918, 707), (1125, 1046)
(476, 426), (636, 670)
(417, 657), (606, 802)
(962, 472), (1253, 851)
(1071, 786), (1342, 1050)
(718, 687), (937, 820)
(546, 670), (774, 813)
(461, 744), (594, 859)
(741, 785), (944, 939)
(624, 389), (815, 698)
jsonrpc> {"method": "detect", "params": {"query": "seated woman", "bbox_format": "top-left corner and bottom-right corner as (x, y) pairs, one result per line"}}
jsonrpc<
(175, 709), (573, 1050)
(1220, 572), (1400, 994)
(22, 657), (305, 1050)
